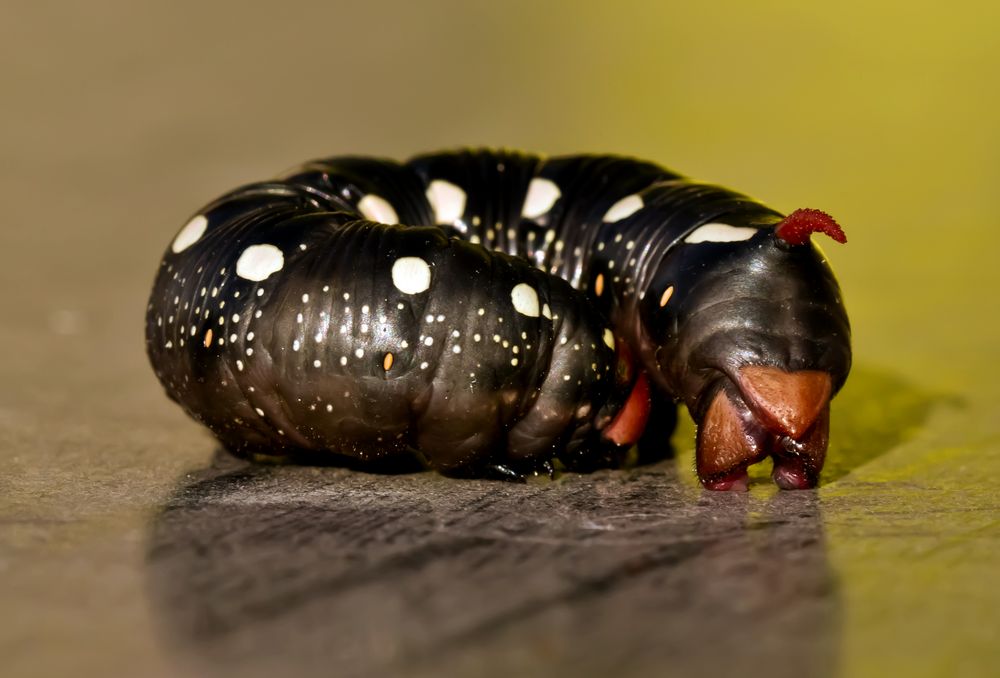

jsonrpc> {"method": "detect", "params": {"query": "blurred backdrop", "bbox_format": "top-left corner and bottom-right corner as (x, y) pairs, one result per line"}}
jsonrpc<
(1, 1), (997, 677)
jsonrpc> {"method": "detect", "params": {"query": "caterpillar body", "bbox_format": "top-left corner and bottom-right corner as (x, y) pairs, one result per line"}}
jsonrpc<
(146, 149), (851, 490)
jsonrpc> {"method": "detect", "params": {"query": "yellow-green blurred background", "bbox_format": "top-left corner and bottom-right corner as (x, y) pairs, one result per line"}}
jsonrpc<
(1, 1), (997, 677)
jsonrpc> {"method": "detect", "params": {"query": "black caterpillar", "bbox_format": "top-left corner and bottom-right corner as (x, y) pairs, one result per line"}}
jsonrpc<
(146, 150), (851, 491)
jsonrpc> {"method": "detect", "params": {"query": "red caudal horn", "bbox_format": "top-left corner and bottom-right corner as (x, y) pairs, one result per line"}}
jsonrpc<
(774, 208), (846, 246)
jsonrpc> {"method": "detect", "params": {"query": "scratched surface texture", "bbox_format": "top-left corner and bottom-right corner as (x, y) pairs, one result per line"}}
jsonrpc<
(1, 2), (998, 678)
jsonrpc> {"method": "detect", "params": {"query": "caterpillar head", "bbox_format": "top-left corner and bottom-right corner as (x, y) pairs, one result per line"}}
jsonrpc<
(641, 209), (851, 490)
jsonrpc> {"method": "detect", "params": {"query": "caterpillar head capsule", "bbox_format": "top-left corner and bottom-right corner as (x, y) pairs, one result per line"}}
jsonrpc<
(643, 211), (851, 490)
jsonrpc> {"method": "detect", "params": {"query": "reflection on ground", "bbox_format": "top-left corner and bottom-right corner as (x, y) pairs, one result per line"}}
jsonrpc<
(147, 455), (840, 678)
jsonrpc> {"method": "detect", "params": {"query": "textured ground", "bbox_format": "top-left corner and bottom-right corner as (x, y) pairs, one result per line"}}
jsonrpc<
(2, 2), (998, 677)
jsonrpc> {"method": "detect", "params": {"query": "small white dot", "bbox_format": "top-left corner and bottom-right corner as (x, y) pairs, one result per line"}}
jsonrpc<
(684, 223), (759, 243)
(511, 358), (519, 366)
(355, 348), (365, 358)
(420, 361), (429, 369)
(236, 360), (244, 371)
(452, 345), (461, 354)
(171, 215), (208, 253)
(255, 407), (265, 416)
(314, 359), (322, 367)
(231, 314), (240, 323)
(340, 356), (348, 366)
(424, 337), (433, 346)
(302, 293), (309, 303)
(425, 179), (467, 223)
(358, 194), (399, 224)
(293, 340), (301, 351)
(246, 348), (253, 356)
(511, 283), (540, 317)
(362, 305), (369, 314)
(603, 194), (643, 222)
(391, 256), (432, 294)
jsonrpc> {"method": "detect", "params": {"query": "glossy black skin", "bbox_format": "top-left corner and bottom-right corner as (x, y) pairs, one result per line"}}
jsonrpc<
(146, 149), (851, 476)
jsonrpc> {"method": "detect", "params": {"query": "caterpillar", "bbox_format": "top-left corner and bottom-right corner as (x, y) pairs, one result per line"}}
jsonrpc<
(146, 149), (851, 491)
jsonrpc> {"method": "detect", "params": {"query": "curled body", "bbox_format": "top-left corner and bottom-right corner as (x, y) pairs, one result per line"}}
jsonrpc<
(147, 149), (851, 489)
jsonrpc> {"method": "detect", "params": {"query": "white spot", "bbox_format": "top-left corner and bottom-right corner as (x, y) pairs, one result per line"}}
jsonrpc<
(236, 244), (284, 281)
(424, 336), (433, 346)
(452, 345), (461, 354)
(425, 179), (466, 223)
(171, 215), (208, 253)
(473, 333), (481, 342)
(236, 360), (244, 371)
(511, 283), (540, 317)
(603, 329), (615, 349)
(302, 293), (309, 303)
(542, 303), (552, 319)
(391, 256), (432, 294)
(355, 348), (364, 358)
(313, 359), (322, 368)
(327, 404), (334, 412)
(603, 194), (643, 222)
(164, 341), (173, 349)
(247, 332), (254, 341)
(477, 308), (485, 316)
(293, 339), (300, 351)
(255, 407), (265, 416)
(231, 314), (240, 323)
(521, 177), (561, 219)
(511, 358), (519, 366)
(340, 356), (348, 366)
(684, 223), (758, 244)
(420, 361), (429, 370)
(358, 194), (399, 224)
